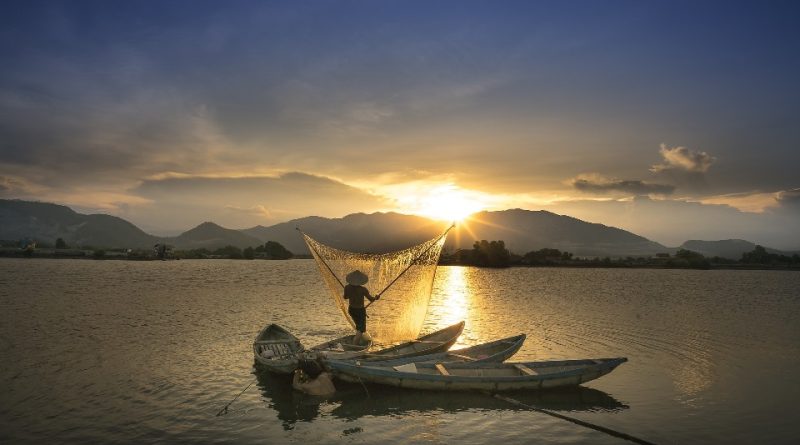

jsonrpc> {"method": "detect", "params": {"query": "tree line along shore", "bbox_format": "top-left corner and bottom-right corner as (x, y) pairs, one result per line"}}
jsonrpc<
(2, 238), (798, 270)
(440, 240), (800, 270)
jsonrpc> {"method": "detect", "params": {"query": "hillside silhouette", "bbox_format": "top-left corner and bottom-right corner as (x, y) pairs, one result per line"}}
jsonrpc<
(3, 199), (794, 258)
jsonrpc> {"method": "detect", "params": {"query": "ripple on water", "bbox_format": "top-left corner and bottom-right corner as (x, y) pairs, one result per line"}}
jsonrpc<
(1, 260), (799, 444)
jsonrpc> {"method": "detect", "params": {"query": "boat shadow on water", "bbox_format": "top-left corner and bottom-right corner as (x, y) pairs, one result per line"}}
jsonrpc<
(254, 367), (628, 431)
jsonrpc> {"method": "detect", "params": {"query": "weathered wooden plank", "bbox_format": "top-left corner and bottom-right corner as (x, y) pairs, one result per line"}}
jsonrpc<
(447, 353), (477, 361)
(514, 363), (537, 375)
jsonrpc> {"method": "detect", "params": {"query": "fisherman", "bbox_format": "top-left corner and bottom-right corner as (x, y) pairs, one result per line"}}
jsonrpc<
(343, 270), (379, 345)
(292, 356), (335, 396)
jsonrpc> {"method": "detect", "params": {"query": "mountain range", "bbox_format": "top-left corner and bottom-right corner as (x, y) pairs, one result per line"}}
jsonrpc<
(1, 199), (792, 259)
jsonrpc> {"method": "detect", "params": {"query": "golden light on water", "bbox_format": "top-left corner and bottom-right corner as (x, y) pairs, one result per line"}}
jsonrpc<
(672, 360), (714, 406)
(429, 266), (471, 347)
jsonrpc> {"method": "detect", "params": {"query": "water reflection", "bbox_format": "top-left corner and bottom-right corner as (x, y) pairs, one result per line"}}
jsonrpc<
(428, 267), (471, 347)
(672, 355), (715, 406)
(329, 383), (629, 419)
(254, 368), (628, 430)
(254, 370), (325, 431)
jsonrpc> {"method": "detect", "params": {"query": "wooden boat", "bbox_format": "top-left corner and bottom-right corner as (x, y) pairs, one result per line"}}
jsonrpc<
(252, 324), (305, 374)
(309, 333), (372, 360)
(346, 334), (526, 368)
(356, 320), (466, 362)
(254, 320), (464, 373)
(328, 357), (627, 391)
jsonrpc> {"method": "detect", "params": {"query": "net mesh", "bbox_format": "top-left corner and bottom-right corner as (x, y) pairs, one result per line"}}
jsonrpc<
(301, 229), (449, 344)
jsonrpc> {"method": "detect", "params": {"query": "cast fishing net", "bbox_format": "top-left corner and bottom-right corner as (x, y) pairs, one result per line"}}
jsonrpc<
(299, 226), (452, 344)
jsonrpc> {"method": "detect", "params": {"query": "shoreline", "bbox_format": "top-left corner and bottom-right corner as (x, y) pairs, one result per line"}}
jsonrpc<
(2, 252), (797, 271)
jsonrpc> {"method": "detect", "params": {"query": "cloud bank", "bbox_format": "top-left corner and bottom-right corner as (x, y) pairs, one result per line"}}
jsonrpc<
(124, 172), (391, 234)
(571, 174), (675, 196)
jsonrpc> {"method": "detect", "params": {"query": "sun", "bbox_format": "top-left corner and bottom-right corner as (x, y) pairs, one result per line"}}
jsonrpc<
(406, 184), (486, 222)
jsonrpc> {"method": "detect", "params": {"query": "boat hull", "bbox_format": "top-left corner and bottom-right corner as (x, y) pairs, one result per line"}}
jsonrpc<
(252, 324), (304, 374)
(357, 320), (465, 362)
(310, 334), (372, 360)
(334, 334), (526, 368)
(252, 321), (467, 373)
(329, 358), (627, 392)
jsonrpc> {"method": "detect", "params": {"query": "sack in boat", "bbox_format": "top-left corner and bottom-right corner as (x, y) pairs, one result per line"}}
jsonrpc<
(261, 349), (275, 358)
(298, 357), (325, 379)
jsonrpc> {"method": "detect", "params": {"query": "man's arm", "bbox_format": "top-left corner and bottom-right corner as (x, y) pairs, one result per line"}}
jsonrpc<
(366, 288), (380, 302)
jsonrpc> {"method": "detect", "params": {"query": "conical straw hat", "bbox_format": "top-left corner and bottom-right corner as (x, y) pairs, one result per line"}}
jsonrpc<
(346, 270), (368, 285)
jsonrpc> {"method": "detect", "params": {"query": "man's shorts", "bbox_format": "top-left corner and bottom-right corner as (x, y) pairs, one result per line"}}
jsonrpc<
(348, 306), (367, 332)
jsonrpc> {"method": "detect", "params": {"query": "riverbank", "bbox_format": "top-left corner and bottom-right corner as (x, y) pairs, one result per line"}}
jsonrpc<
(439, 244), (800, 271)
(3, 250), (796, 271)
(440, 259), (800, 271)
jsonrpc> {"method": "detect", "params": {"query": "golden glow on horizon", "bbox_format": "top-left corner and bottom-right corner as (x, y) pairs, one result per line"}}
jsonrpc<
(393, 184), (488, 222)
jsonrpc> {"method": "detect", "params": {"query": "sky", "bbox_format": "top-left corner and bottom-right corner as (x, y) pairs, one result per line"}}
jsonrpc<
(1, 0), (799, 248)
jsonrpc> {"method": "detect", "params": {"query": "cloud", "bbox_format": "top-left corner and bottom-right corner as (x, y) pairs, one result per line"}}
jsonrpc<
(696, 188), (800, 214)
(0, 175), (36, 197)
(0, 176), (13, 193)
(775, 188), (800, 209)
(544, 195), (800, 250)
(651, 144), (715, 173)
(699, 191), (781, 213)
(570, 174), (675, 196)
(223, 204), (273, 219)
(649, 144), (716, 191)
(125, 171), (392, 231)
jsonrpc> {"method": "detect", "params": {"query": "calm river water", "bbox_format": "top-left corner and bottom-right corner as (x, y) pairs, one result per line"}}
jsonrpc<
(1, 258), (799, 444)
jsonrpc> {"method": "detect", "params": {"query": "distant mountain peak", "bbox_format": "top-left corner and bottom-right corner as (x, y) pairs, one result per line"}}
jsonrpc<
(172, 221), (261, 249)
(679, 239), (786, 259)
(6, 198), (783, 257)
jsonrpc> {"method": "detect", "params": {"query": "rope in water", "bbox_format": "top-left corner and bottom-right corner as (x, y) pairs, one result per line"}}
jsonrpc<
(355, 375), (371, 398)
(216, 378), (256, 417)
(489, 392), (658, 445)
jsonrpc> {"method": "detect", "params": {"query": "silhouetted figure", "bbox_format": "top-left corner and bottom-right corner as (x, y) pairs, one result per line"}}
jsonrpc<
(343, 270), (379, 345)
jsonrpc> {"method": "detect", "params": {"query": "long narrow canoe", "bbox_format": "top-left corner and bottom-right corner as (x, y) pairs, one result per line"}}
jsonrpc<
(357, 320), (466, 362)
(343, 334), (526, 368)
(310, 334), (372, 360)
(253, 324), (305, 374)
(328, 357), (627, 391)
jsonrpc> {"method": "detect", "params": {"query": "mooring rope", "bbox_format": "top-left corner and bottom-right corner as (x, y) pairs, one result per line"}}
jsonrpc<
(216, 378), (256, 417)
(489, 392), (658, 445)
(355, 375), (371, 398)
